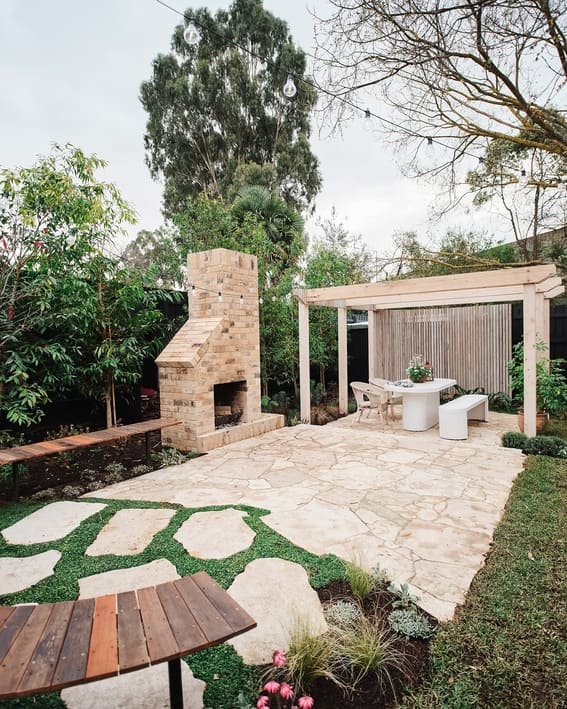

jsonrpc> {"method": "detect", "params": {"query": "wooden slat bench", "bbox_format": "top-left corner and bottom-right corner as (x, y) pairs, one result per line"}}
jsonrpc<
(0, 418), (181, 500)
(0, 572), (256, 708)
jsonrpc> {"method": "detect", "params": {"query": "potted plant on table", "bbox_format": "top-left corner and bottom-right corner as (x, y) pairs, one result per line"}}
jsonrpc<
(406, 355), (433, 384)
(507, 341), (567, 433)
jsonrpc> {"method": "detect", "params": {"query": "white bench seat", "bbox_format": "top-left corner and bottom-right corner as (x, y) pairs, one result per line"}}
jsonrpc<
(438, 394), (489, 440)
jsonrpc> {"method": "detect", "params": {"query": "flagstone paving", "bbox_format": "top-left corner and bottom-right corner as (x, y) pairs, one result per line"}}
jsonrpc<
(226, 558), (328, 665)
(61, 662), (205, 709)
(2, 500), (106, 545)
(85, 508), (175, 556)
(0, 550), (61, 595)
(174, 508), (256, 558)
(86, 414), (524, 619)
(78, 558), (179, 598)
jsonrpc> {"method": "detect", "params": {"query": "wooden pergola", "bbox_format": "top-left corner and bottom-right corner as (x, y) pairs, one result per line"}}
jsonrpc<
(293, 264), (564, 437)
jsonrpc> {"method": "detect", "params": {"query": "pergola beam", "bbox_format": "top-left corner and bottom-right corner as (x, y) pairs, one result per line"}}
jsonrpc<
(295, 264), (557, 306)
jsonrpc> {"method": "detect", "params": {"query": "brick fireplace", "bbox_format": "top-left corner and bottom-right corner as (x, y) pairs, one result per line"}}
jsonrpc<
(156, 248), (284, 452)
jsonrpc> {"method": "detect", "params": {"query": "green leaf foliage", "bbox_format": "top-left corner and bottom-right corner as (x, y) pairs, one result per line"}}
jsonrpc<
(140, 0), (321, 216)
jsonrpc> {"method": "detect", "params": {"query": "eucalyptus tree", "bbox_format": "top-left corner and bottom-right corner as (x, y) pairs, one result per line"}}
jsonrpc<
(141, 0), (321, 217)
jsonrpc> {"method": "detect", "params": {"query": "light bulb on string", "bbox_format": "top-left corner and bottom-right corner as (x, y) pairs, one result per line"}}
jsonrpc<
(259, 297), (263, 305)
(425, 137), (434, 156)
(283, 74), (297, 98)
(183, 21), (200, 46)
(217, 291), (223, 302)
(239, 294), (244, 305)
(363, 109), (373, 132)
(519, 168), (528, 185)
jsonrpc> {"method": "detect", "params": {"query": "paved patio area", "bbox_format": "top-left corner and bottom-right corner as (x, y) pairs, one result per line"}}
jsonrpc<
(87, 411), (524, 620)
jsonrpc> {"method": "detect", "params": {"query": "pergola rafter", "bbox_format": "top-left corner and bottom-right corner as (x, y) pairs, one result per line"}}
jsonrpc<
(293, 264), (564, 437)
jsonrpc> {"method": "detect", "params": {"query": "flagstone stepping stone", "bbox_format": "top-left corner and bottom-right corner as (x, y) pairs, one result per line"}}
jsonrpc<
(0, 550), (61, 595)
(61, 662), (205, 709)
(1, 501), (106, 545)
(78, 559), (179, 598)
(85, 508), (176, 556)
(174, 508), (255, 559)
(226, 558), (327, 665)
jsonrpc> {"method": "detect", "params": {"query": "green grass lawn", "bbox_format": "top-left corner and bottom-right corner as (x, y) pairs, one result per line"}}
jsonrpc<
(403, 453), (567, 708)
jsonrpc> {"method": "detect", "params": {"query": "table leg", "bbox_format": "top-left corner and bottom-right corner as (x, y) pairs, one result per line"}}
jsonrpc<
(402, 392), (440, 431)
(168, 658), (184, 709)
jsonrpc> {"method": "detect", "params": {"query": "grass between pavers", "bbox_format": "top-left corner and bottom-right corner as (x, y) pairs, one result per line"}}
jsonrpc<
(0, 499), (346, 709)
(403, 454), (567, 709)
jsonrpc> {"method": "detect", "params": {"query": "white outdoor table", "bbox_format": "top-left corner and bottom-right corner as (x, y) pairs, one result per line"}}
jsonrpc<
(382, 378), (457, 431)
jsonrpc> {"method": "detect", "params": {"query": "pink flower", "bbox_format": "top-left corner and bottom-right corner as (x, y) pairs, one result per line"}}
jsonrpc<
(279, 682), (294, 701)
(297, 697), (315, 709)
(256, 696), (270, 709)
(272, 649), (287, 667)
(263, 680), (280, 694)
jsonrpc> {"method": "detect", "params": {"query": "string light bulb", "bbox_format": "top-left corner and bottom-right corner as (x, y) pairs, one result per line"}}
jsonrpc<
(239, 294), (244, 305)
(259, 297), (263, 305)
(425, 137), (434, 155)
(217, 291), (222, 302)
(519, 168), (528, 184)
(183, 21), (200, 46)
(283, 74), (297, 98)
(363, 109), (373, 132)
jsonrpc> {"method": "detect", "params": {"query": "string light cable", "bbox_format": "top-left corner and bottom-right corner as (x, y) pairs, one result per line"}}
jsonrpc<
(151, 0), (566, 186)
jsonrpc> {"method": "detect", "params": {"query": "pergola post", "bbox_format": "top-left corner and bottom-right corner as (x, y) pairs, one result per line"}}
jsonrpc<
(536, 293), (550, 356)
(298, 298), (311, 423)
(338, 307), (348, 414)
(367, 309), (376, 379)
(523, 284), (538, 437)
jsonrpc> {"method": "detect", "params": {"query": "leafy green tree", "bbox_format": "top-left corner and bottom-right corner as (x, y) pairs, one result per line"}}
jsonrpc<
(304, 213), (374, 389)
(231, 185), (305, 273)
(52, 255), (179, 428)
(0, 145), (135, 426)
(140, 0), (321, 216)
(386, 229), (520, 279)
(172, 193), (305, 394)
(467, 132), (567, 259)
(121, 227), (184, 288)
(0, 145), (179, 428)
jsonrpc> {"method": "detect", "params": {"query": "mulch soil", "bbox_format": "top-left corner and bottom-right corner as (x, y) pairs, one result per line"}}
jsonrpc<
(309, 580), (432, 709)
(0, 431), (165, 503)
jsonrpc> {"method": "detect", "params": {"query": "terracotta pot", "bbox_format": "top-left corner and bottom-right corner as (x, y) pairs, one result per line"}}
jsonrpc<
(517, 410), (548, 434)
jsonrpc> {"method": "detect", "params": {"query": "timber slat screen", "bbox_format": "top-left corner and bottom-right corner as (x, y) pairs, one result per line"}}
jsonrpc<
(0, 418), (181, 500)
(0, 573), (256, 709)
(374, 304), (512, 394)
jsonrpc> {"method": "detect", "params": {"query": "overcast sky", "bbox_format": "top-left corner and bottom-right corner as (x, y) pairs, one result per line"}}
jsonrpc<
(0, 0), (506, 256)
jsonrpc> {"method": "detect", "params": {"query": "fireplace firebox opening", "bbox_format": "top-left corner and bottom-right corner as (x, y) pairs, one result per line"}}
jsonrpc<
(214, 381), (247, 428)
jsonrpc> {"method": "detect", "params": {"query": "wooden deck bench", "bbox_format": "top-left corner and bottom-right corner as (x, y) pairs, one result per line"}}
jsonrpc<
(0, 418), (181, 500)
(0, 572), (256, 708)
(438, 394), (489, 440)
